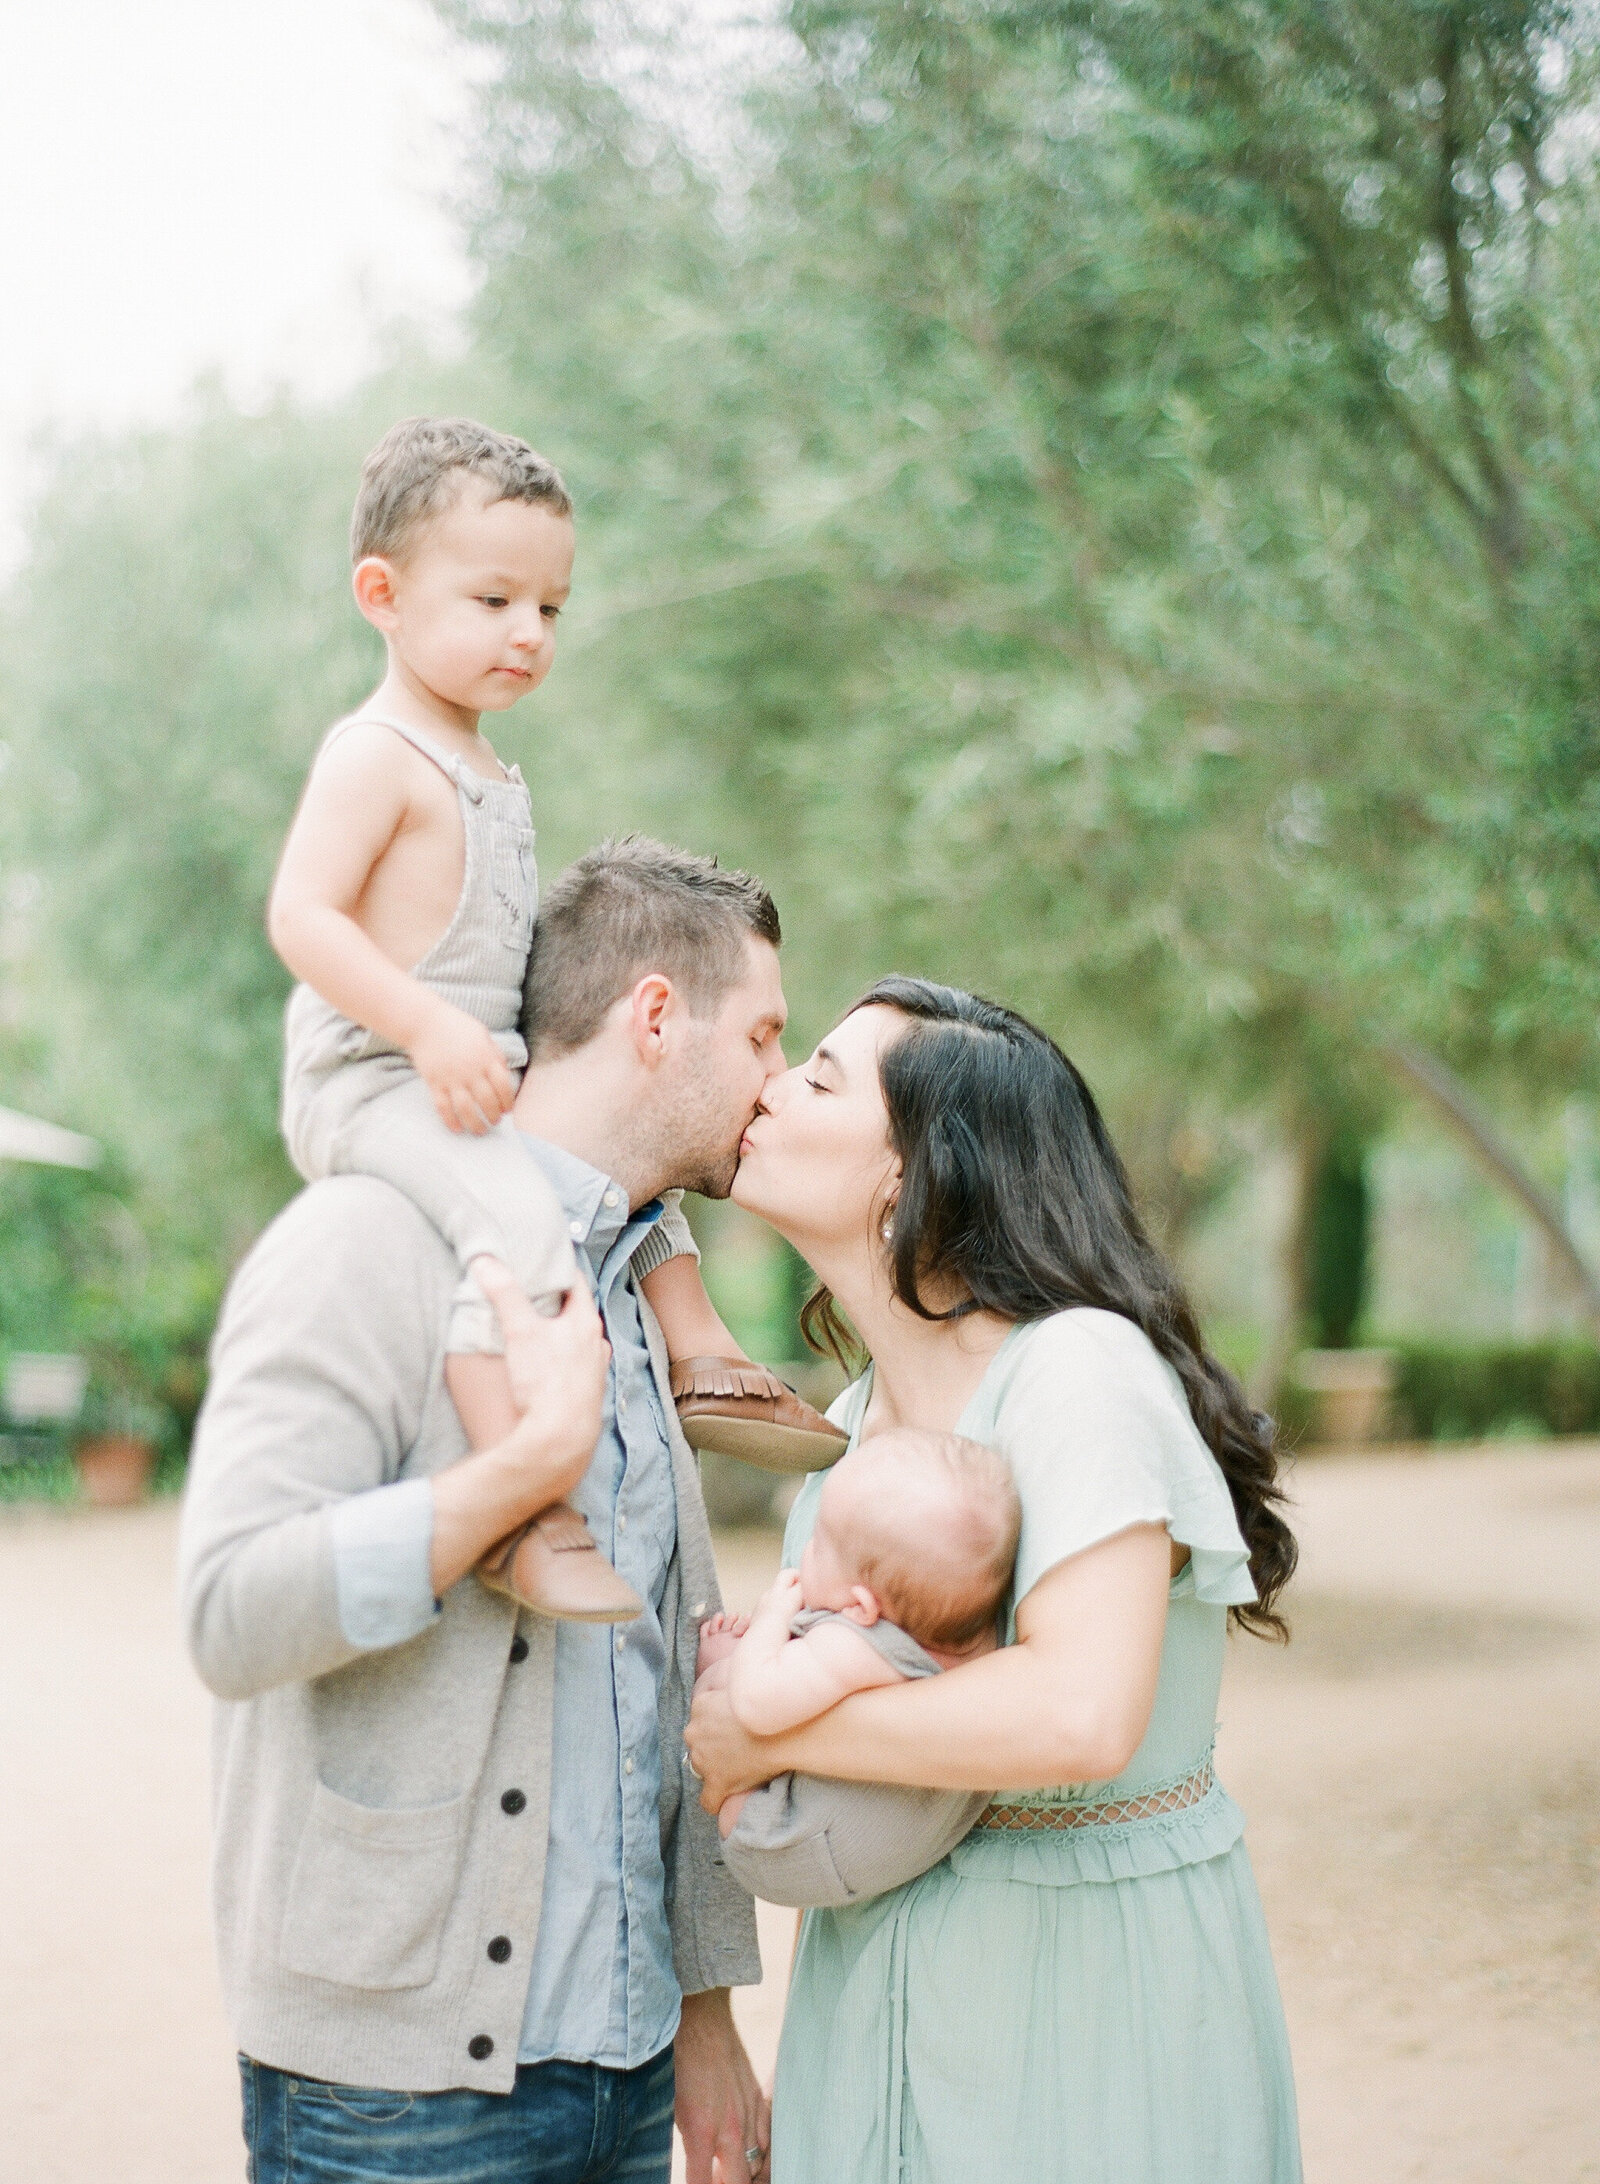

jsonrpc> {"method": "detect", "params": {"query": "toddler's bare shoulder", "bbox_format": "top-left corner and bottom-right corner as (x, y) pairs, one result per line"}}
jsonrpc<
(309, 720), (441, 801)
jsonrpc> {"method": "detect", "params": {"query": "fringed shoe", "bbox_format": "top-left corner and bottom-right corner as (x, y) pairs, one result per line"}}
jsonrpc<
(669, 1357), (849, 1474)
(477, 1501), (643, 1623)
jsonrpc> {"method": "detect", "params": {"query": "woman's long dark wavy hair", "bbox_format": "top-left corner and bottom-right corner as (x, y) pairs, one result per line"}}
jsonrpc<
(800, 977), (1297, 1637)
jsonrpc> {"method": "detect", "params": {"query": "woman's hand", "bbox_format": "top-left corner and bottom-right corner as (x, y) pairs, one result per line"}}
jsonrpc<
(685, 1680), (790, 1816)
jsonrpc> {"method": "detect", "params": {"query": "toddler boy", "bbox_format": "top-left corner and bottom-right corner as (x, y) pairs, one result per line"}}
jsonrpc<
(695, 1429), (1020, 1904)
(267, 415), (844, 1621)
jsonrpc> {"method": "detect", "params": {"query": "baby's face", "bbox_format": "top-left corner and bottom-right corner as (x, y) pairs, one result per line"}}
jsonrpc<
(797, 1467), (872, 1614)
(368, 481), (575, 716)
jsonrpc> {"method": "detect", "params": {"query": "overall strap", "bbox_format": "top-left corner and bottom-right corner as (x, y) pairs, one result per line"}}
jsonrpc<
(324, 713), (489, 803)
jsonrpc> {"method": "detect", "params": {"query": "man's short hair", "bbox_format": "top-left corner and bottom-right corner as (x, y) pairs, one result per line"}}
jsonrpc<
(350, 415), (572, 564)
(522, 837), (781, 1055)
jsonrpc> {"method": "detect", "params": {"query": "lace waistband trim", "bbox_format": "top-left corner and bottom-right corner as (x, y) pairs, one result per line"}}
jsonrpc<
(977, 1754), (1215, 1832)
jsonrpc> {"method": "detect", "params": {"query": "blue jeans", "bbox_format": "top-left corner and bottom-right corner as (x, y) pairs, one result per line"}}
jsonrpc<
(240, 2047), (675, 2184)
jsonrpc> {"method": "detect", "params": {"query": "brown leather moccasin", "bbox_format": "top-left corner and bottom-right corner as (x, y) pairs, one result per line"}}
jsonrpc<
(669, 1357), (849, 1475)
(477, 1501), (643, 1624)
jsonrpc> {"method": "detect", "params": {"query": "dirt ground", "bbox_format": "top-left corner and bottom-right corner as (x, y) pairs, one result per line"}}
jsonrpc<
(1, 1442), (1596, 2184)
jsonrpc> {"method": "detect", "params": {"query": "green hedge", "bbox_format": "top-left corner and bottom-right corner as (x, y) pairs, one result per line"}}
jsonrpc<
(1390, 1342), (1600, 1440)
(1275, 1341), (1600, 1444)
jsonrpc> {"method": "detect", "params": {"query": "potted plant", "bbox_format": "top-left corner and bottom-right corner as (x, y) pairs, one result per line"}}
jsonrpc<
(73, 1378), (166, 1506)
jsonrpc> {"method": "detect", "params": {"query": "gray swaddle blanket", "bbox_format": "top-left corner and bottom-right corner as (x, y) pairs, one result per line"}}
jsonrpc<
(716, 1608), (991, 1909)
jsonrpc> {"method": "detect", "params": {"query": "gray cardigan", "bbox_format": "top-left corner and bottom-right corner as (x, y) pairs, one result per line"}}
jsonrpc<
(177, 1175), (759, 2094)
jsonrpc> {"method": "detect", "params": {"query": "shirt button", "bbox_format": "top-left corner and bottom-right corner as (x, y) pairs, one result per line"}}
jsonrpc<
(617, 1513), (628, 1533)
(487, 1936), (512, 1964)
(468, 2034), (494, 2061)
(501, 1789), (527, 1815)
(509, 1635), (529, 1664)
(604, 1189), (620, 1208)
(614, 1632), (625, 1653)
(624, 1757), (634, 1776)
(568, 1218), (584, 1239)
(617, 1394), (628, 1416)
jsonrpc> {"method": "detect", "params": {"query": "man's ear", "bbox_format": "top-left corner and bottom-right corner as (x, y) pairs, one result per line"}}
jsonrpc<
(840, 1584), (882, 1627)
(626, 973), (676, 1064)
(352, 555), (402, 631)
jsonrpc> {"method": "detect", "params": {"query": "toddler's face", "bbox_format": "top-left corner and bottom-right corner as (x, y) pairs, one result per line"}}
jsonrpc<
(364, 481), (575, 715)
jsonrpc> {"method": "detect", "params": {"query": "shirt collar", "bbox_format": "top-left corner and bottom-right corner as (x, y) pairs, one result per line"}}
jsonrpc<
(521, 1135), (661, 1268)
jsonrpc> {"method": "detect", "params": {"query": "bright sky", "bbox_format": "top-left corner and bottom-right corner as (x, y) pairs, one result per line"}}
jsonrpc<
(0, 0), (477, 554)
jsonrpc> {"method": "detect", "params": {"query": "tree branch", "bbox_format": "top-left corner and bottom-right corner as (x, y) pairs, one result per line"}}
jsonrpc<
(1381, 1038), (1600, 1330)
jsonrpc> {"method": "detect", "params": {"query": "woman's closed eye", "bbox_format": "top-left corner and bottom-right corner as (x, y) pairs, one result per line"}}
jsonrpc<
(479, 594), (509, 610)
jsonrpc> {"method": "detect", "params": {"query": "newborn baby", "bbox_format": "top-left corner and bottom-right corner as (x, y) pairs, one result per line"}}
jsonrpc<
(696, 1429), (1021, 1902)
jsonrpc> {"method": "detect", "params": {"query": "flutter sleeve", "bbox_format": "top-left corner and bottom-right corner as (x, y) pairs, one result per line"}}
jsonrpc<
(984, 1311), (1256, 1609)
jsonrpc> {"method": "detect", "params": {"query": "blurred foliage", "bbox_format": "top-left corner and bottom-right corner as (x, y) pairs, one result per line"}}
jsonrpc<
(1392, 1338), (1600, 1437)
(0, 1155), (219, 1457)
(5, 0), (1600, 1447)
(439, 0), (1600, 1101)
(1306, 1127), (1371, 1347)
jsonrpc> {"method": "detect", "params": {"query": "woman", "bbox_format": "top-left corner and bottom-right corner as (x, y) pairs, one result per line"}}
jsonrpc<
(686, 978), (1301, 2183)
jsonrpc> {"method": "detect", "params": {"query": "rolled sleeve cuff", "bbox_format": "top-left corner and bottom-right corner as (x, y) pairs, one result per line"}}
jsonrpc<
(629, 1190), (699, 1281)
(327, 1477), (440, 1649)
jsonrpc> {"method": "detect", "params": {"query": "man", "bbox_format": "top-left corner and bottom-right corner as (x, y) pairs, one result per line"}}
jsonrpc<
(179, 838), (784, 2184)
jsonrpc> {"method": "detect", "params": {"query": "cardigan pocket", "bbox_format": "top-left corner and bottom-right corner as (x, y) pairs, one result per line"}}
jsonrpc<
(280, 1782), (467, 1991)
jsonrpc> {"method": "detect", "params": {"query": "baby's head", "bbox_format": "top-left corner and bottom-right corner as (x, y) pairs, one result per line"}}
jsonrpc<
(799, 1429), (1021, 1654)
(350, 415), (575, 717)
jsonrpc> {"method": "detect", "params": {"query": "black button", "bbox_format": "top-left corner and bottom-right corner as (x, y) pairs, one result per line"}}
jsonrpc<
(467, 2034), (494, 2062)
(487, 1935), (512, 1963)
(509, 1635), (529, 1664)
(501, 1788), (526, 1815)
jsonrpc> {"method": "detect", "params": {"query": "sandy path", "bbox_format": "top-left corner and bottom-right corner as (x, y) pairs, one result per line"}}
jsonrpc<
(1, 1444), (1596, 2182)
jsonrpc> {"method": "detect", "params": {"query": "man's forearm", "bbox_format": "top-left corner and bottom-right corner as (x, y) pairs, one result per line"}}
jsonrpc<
(674, 1987), (769, 2184)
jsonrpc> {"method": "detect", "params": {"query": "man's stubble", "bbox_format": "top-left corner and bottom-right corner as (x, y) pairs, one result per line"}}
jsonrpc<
(637, 1025), (749, 1203)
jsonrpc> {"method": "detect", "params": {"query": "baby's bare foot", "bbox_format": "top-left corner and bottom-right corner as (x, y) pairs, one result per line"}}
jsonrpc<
(696, 1612), (751, 1677)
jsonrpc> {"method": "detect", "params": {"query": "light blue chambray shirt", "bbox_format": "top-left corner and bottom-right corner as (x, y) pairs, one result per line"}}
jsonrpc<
(326, 1136), (682, 2071)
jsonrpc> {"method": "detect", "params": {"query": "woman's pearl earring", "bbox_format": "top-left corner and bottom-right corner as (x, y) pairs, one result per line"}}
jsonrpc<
(881, 1213), (895, 1245)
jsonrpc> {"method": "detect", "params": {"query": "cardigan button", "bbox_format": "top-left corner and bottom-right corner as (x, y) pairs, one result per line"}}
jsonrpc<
(487, 1935), (512, 1963)
(509, 1635), (529, 1664)
(501, 1789), (527, 1815)
(468, 2034), (494, 2061)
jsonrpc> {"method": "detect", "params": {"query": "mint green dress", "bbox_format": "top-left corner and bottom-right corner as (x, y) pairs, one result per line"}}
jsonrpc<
(772, 1310), (1301, 2184)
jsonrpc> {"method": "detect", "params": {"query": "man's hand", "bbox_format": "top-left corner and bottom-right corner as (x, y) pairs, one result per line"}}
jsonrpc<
(429, 1263), (609, 1596)
(407, 996), (516, 1133)
(473, 1256), (607, 1432)
(674, 1988), (769, 2184)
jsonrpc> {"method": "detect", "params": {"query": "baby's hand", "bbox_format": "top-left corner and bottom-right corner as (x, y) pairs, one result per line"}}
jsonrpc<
(408, 999), (516, 1133)
(756, 1568), (805, 1625)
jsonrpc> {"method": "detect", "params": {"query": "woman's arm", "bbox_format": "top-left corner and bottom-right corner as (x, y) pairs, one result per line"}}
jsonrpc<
(685, 1523), (1171, 1805)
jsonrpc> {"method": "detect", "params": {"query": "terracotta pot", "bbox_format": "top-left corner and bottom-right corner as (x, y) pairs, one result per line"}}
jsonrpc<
(1293, 1349), (1398, 1446)
(74, 1433), (156, 1507)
